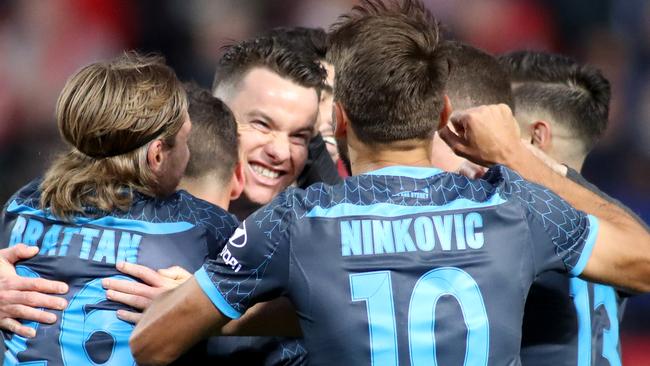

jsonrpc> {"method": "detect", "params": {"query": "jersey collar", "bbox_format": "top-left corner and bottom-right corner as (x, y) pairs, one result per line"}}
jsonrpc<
(363, 165), (444, 179)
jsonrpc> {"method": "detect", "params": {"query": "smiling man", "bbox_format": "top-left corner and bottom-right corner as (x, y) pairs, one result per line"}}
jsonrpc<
(212, 37), (326, 219)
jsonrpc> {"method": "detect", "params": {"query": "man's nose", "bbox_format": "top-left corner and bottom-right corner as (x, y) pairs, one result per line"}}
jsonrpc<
(263, 133), (291, 163)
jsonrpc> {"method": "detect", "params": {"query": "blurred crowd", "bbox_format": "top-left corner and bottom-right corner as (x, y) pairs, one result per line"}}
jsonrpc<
(0, 0), (648, 361)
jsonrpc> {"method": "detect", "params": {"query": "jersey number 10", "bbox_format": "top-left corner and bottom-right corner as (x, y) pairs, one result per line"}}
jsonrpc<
(350, 267), (489, 366)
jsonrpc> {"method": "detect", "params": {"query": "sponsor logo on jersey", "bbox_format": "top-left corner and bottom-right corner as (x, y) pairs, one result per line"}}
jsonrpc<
(220, 245), (242, 272)
(229, 222), (248, 248)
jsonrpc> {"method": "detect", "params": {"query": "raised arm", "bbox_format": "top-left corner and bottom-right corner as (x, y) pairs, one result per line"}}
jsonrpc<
(440, 104), (650, 292)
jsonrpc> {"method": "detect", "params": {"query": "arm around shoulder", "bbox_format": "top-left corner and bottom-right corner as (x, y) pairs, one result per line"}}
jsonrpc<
(440, 104), (650, 293)
(130, 277), (229, 365)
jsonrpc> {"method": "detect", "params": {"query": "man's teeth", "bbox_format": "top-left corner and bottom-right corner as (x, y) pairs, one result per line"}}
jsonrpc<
(251, 164), (280, 179)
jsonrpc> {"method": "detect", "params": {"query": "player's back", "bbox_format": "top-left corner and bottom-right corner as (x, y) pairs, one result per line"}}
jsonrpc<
(0, 180), (238, 365)
(294, 166), (536, 365)
(206, 165), (597, 366)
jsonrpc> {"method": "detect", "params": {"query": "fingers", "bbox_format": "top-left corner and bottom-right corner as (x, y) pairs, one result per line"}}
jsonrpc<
(0, 244), (40, 264)
(158, 266), (191, 282)
(106, 289), (152, 310)
(116, 262), (163, 287)
(1, 304), (58, 323)
(456, 161), (488, 179)
(0, 318), (37, 338)
(102, 278), (159, 301)
(0, 290), (67, 310)
(438, 126), (471, 158)
(0, 244), (38, 265)
(2, 276), (68, 294)
(448, 111), (468, 137)
(116, 309), (142, 324)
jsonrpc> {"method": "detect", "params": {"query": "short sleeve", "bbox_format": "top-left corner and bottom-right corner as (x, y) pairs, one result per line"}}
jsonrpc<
(499, 167), (599, 277)
(195, 192), (294, 319)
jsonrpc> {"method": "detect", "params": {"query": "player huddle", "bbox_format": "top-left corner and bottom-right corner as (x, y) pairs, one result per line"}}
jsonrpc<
(0, 1), (648, 365)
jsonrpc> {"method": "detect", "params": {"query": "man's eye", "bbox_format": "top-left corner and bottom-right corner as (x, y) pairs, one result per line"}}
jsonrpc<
(290, 134), (310, 146)
(250, 120), (270, 132)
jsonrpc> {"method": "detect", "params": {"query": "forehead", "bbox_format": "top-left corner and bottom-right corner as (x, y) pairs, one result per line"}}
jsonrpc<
(229, 67), (319, 131)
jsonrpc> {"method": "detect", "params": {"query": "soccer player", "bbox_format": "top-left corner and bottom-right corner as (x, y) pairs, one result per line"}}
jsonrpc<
(99, 83), (244, 326)
(212, 36), (326, 219)
(102, 83), (307, 366)
(500, 50), (649, 366)
(0, 53), (240, 365)
(131, 1), (650, 365)
(205, 37), (321, 364)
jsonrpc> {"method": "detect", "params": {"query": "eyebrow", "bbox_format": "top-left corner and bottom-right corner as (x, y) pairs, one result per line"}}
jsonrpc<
(246, 110), (275, 126)
(293, 126), (313, 136)
(245, 110), (313, 135)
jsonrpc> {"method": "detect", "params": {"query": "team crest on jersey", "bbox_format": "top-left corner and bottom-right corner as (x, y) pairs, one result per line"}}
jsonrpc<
(229, 222), (248, 248)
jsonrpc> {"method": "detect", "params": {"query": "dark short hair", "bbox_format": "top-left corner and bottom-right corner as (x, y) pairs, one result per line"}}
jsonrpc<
(212, 36), (326, 96)
(499, 50), (610, 151)
(443, 41), (513, 110)
(265, 26), (328, 61)
(328, 0), (448, 144)
(184, 83), (238, 184)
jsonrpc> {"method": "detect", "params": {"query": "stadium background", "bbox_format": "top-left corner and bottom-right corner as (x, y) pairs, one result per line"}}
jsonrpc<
(0, 0), (647, 363)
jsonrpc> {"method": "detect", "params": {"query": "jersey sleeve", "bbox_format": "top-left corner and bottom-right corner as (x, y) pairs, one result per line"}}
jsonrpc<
(195, 192), (294, 319)
(501, 167), (599, 277)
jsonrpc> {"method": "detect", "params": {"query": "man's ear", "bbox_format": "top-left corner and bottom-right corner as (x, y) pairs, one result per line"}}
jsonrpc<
(438, 95), (452, 130)
(334, 102), (348, 139)
(229, 162), (245, 200)
(529, 120), (553, 152)
(147, 140), (165, 175)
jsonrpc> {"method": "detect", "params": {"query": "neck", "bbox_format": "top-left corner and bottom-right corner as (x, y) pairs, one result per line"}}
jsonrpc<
(348, 138), (433, 175)
(178, 175), (231, 210)
(560, 155), (585, 172)
(547, 139), (587, 173)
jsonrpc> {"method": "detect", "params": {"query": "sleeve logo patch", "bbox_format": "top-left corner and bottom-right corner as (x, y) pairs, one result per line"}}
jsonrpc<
(229, 222), (248, 248)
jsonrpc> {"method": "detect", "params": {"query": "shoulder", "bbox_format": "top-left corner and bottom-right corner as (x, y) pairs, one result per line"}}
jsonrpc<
(482, 164), (551, 204)
(248, 187), (307, 222)
(173, 191), (239, 241)
(123, 190), (239, 240)
(481, 164), (525, 192)
(3, 179), (43, 212)
(176, 190), (239, 233)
